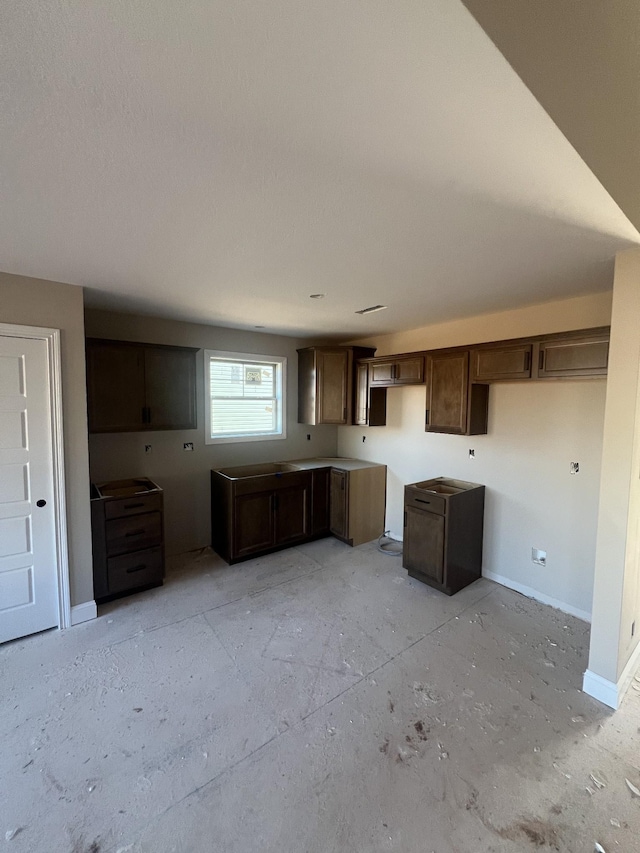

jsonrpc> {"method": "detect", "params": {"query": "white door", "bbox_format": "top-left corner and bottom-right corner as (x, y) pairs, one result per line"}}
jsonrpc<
(0, 335), (59, 643)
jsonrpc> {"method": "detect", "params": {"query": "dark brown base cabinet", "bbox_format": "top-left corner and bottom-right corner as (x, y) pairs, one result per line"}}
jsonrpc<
(211, 468), (328, 564)
(403, 477), (485, 595)
(91, 478), (165, 603)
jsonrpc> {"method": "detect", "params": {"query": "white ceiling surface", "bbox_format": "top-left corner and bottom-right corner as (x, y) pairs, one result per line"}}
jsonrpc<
(2, 1), (638, 339)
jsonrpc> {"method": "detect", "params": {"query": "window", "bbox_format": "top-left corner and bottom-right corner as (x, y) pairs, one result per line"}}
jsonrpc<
(205, 350), (287, 444)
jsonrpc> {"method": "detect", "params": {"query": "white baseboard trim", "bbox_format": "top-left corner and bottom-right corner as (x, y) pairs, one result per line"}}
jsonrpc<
(584, 638), (640, 709)
(482, 570), (592, 624)
(582, 670), (619, 709)
(70, 600), (97, 626)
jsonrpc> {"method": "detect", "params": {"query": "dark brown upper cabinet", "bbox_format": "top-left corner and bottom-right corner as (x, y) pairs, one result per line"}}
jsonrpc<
(354, 360), (387, 427)
(535, 331), (609, 378)
(368, 355), (424, 387)
(86, 338), (198, 433)
(297, 346), (375, 425)
(425, 350), (488, 436)
(470, 343), (533, 381)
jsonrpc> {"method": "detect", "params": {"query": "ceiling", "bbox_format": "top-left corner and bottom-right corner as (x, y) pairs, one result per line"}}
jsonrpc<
(1, 0), (638, 340)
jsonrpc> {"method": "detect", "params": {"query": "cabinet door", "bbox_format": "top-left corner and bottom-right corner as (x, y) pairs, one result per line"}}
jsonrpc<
(471, 345), (532, 381)
(275, 484), (310, 545)
(403, 506), (444, 583)
(311, 468), (331, 536)
(537, 334), (609, 378)
(354, 361), (369, 425)
(394, 357), (424, 384)
(317, 349), (349, 424)
(425, 351), (469, 435)
(144, 346), (197, 429)
(329, 469), (348, 539)
(234, 492), (274, 559)
(369, 361), (395, 387)
(86, 340), (146, 432)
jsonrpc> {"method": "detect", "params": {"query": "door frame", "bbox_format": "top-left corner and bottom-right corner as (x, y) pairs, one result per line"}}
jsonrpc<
(0, 323), (71, 630)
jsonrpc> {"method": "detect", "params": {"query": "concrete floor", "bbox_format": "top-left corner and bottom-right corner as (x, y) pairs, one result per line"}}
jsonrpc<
(2, 539), (640, 853)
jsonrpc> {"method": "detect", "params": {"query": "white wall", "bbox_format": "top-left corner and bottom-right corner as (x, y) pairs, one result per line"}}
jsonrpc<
(587, 249), (640, 690)
(339, 291), (612, 620)
(85, 309), (338, 555)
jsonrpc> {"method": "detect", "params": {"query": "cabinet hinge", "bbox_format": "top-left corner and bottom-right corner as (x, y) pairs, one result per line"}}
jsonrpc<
(404, 511), (407, 527)
(425, 409), (430, 425)
(539, 350), (544, 370)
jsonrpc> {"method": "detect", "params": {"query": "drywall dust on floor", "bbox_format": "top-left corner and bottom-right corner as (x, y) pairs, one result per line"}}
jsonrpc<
(2, 538), (640, 852)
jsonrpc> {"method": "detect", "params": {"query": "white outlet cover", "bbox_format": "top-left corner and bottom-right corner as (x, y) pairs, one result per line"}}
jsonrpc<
(532, 547), (547, 566)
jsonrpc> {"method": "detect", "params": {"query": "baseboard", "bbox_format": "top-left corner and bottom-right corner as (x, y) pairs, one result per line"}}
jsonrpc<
(482, 570), (592, 623)
(582, 670), (619, 709)
(70, 600), (97, 625)
(584, 637), (640, 709)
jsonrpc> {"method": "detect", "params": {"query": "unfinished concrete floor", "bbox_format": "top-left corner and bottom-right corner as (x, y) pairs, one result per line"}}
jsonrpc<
(2, 538), (640, 853)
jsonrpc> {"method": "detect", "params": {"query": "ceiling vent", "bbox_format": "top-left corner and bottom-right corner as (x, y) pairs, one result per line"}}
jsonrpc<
(355, 304), (387, 315)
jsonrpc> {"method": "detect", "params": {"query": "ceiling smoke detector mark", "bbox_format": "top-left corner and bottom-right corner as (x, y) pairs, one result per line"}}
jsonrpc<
(355, 304), (387, 315)
(532, 548), (547, 567)
(183, 442), (194, 452)
(570, 462), (580, 474)
(469, 448), (475, 458)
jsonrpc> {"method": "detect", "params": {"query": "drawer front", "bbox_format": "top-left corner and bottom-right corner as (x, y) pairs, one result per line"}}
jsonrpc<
(107, 547), (164, 593)
(105, 492), (162, 519)
(106, 511), (162, 555)
(405, 488), (446, 516)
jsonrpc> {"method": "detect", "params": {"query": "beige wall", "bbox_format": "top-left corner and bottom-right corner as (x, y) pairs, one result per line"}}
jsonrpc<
(1, 272), (93, 606)
(340, 292), (612, 619)
(462, 0), (640, 232)
(84, 309), (338, 554)
(588, 249), (640, 684)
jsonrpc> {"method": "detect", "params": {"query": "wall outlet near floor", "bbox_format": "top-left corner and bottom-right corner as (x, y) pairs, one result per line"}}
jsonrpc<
(144, 444), (152, 455)
(469, 448), (475, 458)
(183, 442), (194, 452)
(570, 461), (579, 474)
(532, 547), (547, 567)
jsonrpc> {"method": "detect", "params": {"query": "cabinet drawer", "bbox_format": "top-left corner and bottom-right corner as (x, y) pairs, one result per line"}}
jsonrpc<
(104, 492), (162, 519)
(405, 488), (446, 516)
(106, 511), (162, 555)
(107, 547), (163, 593)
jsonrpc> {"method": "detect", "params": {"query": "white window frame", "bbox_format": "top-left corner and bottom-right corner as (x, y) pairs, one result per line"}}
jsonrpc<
(204, 350), (287, 444)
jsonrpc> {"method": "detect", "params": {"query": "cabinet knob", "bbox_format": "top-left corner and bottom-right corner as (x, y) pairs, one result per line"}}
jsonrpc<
(36, 499), (47, 508)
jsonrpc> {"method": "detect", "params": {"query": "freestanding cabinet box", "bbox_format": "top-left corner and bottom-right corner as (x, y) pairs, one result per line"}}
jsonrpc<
(403, 477), (484, 595)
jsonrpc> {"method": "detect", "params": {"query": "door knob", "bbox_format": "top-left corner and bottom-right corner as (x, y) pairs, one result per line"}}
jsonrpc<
(36, 499), (46, 507)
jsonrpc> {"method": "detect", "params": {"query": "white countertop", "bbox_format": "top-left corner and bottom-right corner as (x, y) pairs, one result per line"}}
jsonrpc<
(287, 457), (385, 471)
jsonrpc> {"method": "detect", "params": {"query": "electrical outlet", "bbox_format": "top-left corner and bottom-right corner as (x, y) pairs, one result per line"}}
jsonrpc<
(144, 444), (152, 455)
(183, 442), (194, 452)
(570, 462), (579, 474)
(469, 449), (475, 458)
(362, 435), (366, 442)
(532, 548), (547, 567)
(306, 434), (311, 441)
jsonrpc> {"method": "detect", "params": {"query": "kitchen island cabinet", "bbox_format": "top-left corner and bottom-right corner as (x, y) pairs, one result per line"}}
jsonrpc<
(403, 477), (484, 595)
